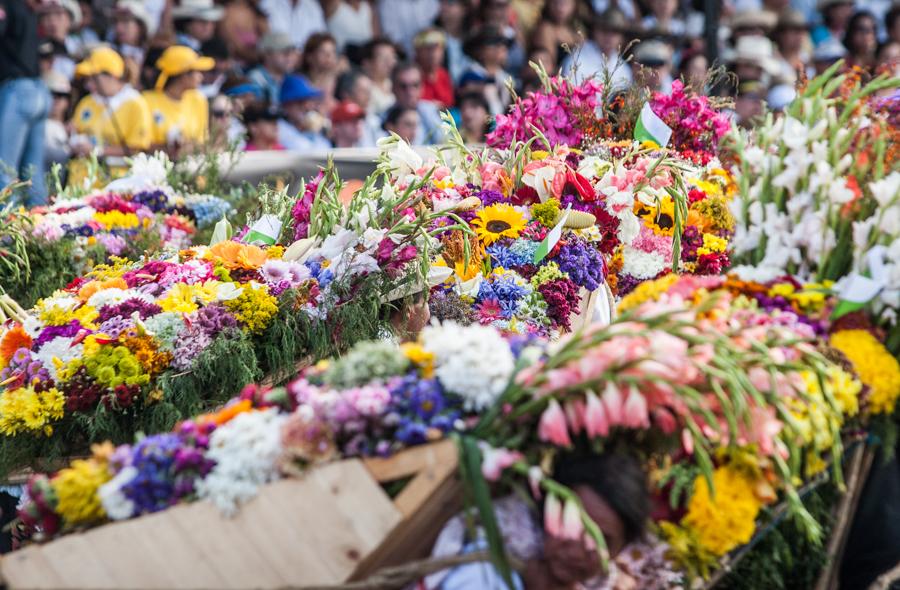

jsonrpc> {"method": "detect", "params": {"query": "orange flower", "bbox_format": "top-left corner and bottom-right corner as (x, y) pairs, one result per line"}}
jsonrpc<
(77, 277), (128, 301)
(208, 241), (268, 270)
(0, 325), (32, 364)
(197, 399), (253, 426)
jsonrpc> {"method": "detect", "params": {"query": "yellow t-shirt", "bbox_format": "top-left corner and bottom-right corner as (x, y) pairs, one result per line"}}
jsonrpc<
(142, 89), (209, 146)
(72, 87), (152, 151)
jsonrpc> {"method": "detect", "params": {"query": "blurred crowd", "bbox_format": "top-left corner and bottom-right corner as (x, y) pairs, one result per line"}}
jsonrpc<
(1, 0), (899, 204)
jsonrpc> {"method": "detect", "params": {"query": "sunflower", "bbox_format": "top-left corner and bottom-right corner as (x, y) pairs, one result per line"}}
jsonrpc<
(635, 196), (676, 236)
(471, 204), (527, 245)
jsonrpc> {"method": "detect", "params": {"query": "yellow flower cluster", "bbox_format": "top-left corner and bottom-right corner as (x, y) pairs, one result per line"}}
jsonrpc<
(789, 367), (860, 454)
(617, 274), (680, 312)
(52, 458), (110, 525)
(682, 465), (763, 556)
(93, 210), (143, 231)
(266, 245), (285, 259)
(766, 281), (832, 313)
(696, 233), (728, 257)
(830, 330), (900, 414)
(224, 283), (279, 334)
(401, 342), (435, 378)
(157, 283), (201, 314)
(0, 386), (65, 436)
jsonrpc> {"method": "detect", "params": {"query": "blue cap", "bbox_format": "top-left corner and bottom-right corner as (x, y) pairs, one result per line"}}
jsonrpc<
(280, 74), (323, 104)
(458, 69), (490, 86)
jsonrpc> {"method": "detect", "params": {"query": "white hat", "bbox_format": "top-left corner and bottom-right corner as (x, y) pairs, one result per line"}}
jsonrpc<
(114, 0), (155, 35)
(40, 0), (83, 28)
(43, 69), (71, 94)
(172, 0), (224, 21)
(813, 37), (847, 62)
(767, 84), (796, 110)
(726, 36), (781, 75)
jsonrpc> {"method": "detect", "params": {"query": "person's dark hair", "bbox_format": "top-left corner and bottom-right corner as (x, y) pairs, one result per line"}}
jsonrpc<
(391, 61), (421, 84)
(887, 4), (900, 35)
(552, 453), (650, 545)
(361, 37), (400, 64)
(201, 37), (230, 62)
(141, 46), (166, 90)
(457, 90), (489, 113)
(383, 104), (417, 129)
(336, 69), (365, 101)
(302, 32), (337, 72)
(843, 10), (877, 52)
(876, 39), (900, 61)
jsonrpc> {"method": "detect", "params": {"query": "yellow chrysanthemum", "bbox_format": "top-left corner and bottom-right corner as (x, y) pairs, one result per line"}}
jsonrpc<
(696, 233), (728, 256)
(401, 342), (435, 378)
(52, 458), (110, 525)
(682, 465), (763, 556)
(471, 204), (527, 245)
(224, 283), (278, 334)
(830, 330), (900, 414)
(0, 386), (65, 436)
(94, 211), (141, 231)
(157, 283), (200, 314)
(266, 245), (285, 259)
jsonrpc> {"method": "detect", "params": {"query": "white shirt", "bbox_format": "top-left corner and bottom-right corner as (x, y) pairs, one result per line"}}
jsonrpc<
(561, 41), (633, 90)
(327, 1), (375, 51)
(278, 119), (332, 151)
(260, 0), (328, 49)
(377, 0), (439, 53)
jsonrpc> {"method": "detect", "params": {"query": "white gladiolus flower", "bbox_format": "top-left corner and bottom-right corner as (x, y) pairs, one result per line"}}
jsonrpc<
(870, 172), (900, 207)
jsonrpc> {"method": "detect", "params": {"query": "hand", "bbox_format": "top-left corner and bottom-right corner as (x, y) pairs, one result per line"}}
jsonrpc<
(543, 536), (602, 586)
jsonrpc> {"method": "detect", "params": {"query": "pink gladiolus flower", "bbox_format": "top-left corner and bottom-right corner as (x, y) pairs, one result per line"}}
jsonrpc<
(538, 399), (572, 446)
(544, 494), (563, 537)
(480, 443), (523, 481)
(652, 408), (677, 434)
(622, 388), (650, 429)
(528, 466), (544, 499)
(584, 390), (609, 438)
(682, 428), (694, 455)
(565, 399), (586, 435)
(602, 382), (625, 425)
(561, 498), (585, 540)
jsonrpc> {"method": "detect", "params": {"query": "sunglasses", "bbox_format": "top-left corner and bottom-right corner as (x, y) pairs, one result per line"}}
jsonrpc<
(397, 81), (421, 89)
(212, 109), (228, 118)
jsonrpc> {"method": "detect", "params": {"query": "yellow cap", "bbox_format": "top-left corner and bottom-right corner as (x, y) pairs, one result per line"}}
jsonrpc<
(154, 45), (215, 90)
(75, 47), (125, 78)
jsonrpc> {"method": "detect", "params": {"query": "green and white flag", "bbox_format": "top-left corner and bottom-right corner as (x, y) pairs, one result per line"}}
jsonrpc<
(533, 207), (570, 264)
(634, 103), (672, 147)
(245, 214), (282, 246)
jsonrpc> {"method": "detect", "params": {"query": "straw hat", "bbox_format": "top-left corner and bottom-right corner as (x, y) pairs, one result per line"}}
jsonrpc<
(730, 9), (778, 32)
(727, 36), (781, 75)
(172, 0), (224, 21)
(114, 0), (154, 35)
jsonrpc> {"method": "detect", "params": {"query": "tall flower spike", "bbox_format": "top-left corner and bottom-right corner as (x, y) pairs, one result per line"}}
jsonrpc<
(538, 399), (572, 446)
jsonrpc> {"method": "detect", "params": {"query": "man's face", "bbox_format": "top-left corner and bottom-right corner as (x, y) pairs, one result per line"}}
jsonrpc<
(94, 72), (120, 97)
(114, 16), (142, 46)
(460, 100), (487, 132)
(394, 69), (422, 108)
(186, 19), (216, 42)
(593, 29), (623, 55)
(371, 45), (398, 79)
(416, 43), (445, 71)
(333, 119), (363, 147)
(267, 48), (300, 75)
(483, 0), (510, 26)
(282, 99), (318, 129)
(351, 75), (372, 110)
(777, 28), (806, 53)
(40, 8), (72, 41)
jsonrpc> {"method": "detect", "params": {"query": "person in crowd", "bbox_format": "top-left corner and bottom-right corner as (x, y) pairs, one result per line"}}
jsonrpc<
(630, 39), (675, 93)
(260, 0), (327, 50)
(730, 8), (779, 41)
(111, 0), (152, 70)
(360, 37), (399, 116)
(434, 0), (472, 82)
(462, 26), (515, 116)
(773, 9), (812, 83)
(734, 79), (768, 127)
(391, 62), (445, 145)
(457, 91), (490, 144)
(38, 0), (81, 80)
(843, 10), (880, 70)
(302, 33), (342, 112)
(219, 0), (269, 65)
(414, 28), (454, 109)
(330, 100), (367, 147)
(247, 32), (300, 107)
(525, 47), (557, 76)
(678, 49), (709, 91)
(0, 0), (51, 205)
(199, 38), (236, 98)
(173, 0), (223, 52)
(477, 0), (526, 73)
(425, 452), (662, 589)
(729, 35), (780, 84)
(323, 0), (379, 54)
(72, 46), (152, 157)
(209, 94), (239, 149)
(278, 73), (332, 150)
(876, 38), (900, 77)
(887, 4), (900, 44)
(561, 9), (633, 90)
(643, 0), (687, 37)
(336, 69), (383, 145)
(143, 45), (214, 155)
(530, 0), (582, 65)
(43, 70), (71, 169)
(377, 0), (440, 54)
(812, 35), (848, 72)
(383, 103), (420, 144)
(71, 0), (98, 51)
(812, 0), (856, 46)
(243, 102), (284, 151)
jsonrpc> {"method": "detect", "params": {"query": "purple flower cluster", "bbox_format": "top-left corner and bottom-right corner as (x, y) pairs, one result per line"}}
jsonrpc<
(476, 189), (505, 207)
(291, 171), (323, 240)
(387, 374), (458, 446)
(555, 238), (607, 291)
(131, 189), (171, 213)
(97, 299), (163, 323)
(99, 316), (135, 339)
(171, 327), (212, 371)
(33, 320), (83, 349)
(192, 304), (238, 337)
(0, 349), (51, 387)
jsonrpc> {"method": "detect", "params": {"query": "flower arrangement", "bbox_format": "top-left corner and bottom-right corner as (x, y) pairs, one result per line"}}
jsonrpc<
(727, 65), (900, 351)
(0, 165), (441, 477)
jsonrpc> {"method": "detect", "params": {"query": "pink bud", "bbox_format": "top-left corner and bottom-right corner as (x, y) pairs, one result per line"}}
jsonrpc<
(681, 428), (694, 455)
(561, 498), (585, 540)
(602, 382), (625, 425)
(565, 399), (586, 435)
(539, 399), (572, 447)
(528, 466), (544, 499)
(622, 387), (650, 429)
(584, 390), (609, 438)
(544, 494), (563, 537)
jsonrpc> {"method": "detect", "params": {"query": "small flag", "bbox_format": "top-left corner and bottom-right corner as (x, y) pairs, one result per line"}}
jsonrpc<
(831, 245), (887, 319)
(634, 103), (673, 148)
(244, 214), (282, 246)
(533, 207), (570, 264)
